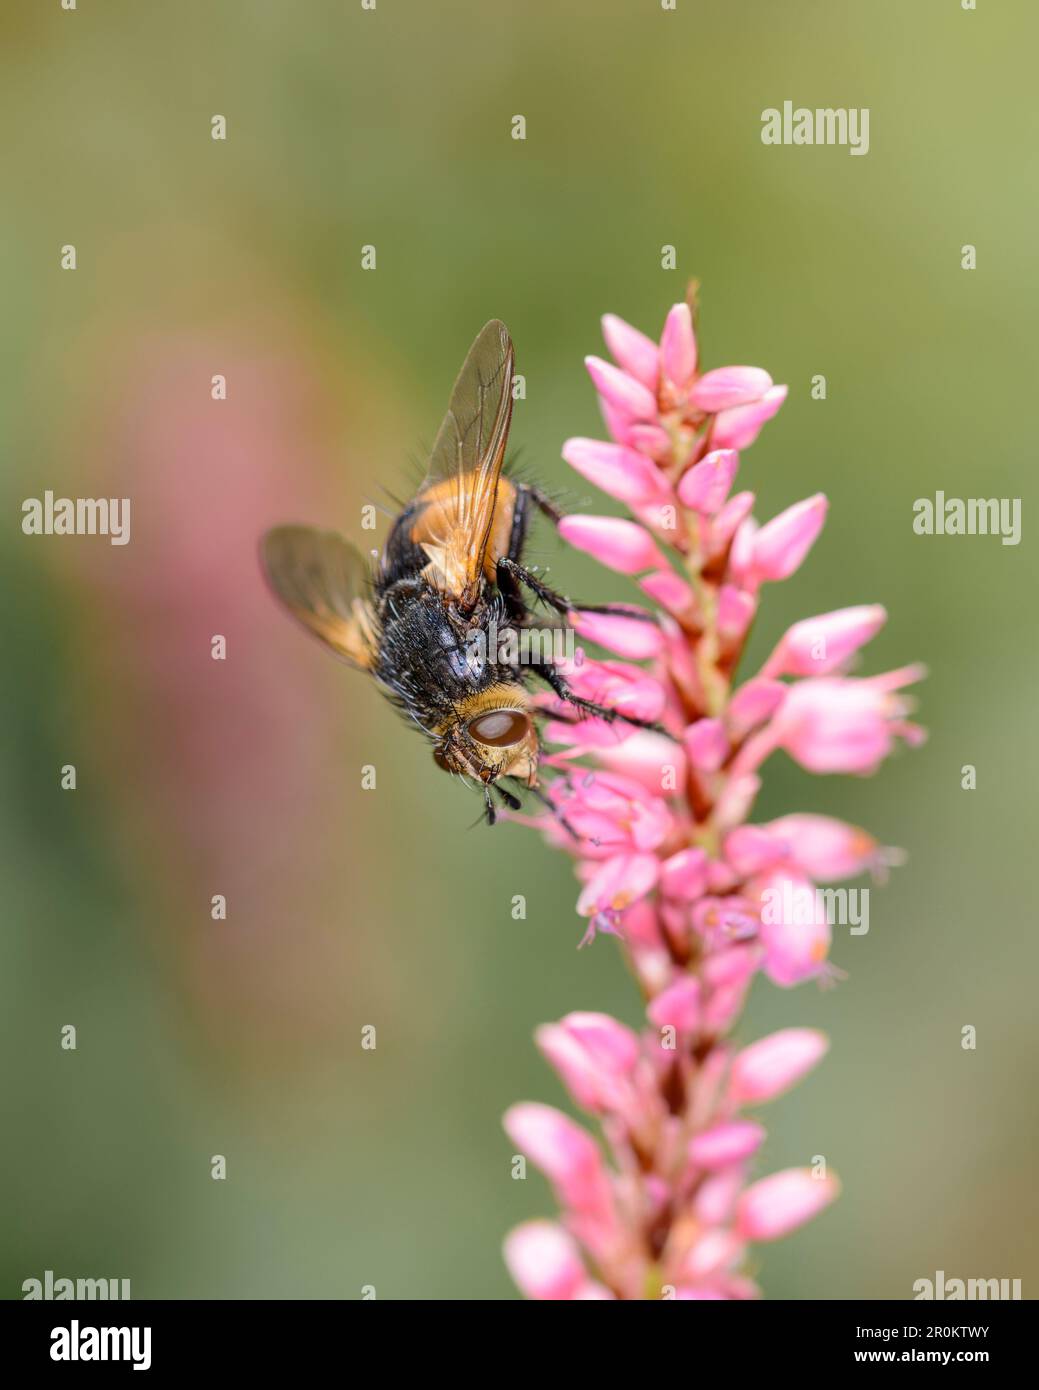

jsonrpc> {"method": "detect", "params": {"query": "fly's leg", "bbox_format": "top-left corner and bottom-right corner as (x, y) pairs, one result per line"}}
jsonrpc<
(500, 484), (655, 620)
(497, 555), (658, 623)
(534, 662), (665, 733)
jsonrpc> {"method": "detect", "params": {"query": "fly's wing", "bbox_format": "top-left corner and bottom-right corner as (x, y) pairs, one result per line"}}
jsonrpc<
(416, 319), (514, 611)
(260, 525), (378, 670)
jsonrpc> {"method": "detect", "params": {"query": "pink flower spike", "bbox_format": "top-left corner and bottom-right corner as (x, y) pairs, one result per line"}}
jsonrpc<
(558, 514), (665, 575)
(728, 1028), (830, 1105)
(500, 294), (921, 1299)
(659, 303), (698, 391)
(570, 609), (665, 659)
(562, 437), (671, 507)
(736, 1168), (840, 1242)
(647, 975), (701, 1033)
(602, 313), (660, 391)
(763, 605), (888, 678)
(576, 852), (659, 916)
(751, 494), (828, 582)
(690, 1119), (767, 1171)
(503, 1220), (587, 1300)
(689, 365), (773, 413)
(677, 449), (739, 514)
(585, 355), (658, 423)
(712, 384), (788, 450)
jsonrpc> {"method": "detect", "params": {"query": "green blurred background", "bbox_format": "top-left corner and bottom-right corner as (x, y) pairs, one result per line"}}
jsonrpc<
(2, 0), (1035, 1299)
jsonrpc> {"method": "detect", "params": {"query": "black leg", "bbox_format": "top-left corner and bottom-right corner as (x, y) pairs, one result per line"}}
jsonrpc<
(534, 662), (665, 733)
(493, 783), (523, 811)
(516, 482), (564, 526)
(515, 777), (580, 842)
(498, 555), (659, 624)
(495, 487), (533, 623)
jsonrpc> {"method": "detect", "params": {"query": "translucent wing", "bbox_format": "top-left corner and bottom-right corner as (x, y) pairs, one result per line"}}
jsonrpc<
(260, 525), (378, 670)
(417, 319), (515, 610)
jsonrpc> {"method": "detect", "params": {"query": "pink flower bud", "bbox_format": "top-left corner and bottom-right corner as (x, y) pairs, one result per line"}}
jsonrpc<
(689, 365), (773, 413)
(660, 302), (698, 390)
(710, 490), (756, 555)
(677, 449), (739, 514)
(503, 1220), (587, 1300)
(712, 384), (787, 449)
(763, 605), (887, 678)
(689, 1120), (767, 1170)
(588, 729), (687, 794)
(714, 772), (761, 830)
(729, 517), (758, 579)
(640, 567), (695, 616)
(736, 1168), (840, 1242)
(751, 494), (828, 582)
(660, 847), (709, 901)
(602, 313), (660, 391)
(503, 1103), (600, 1186)
(724, 824), (788, 876)
(562, 437), (672, 507)
(563, 658), (668, 725)
(680, 1229), (745, 1281)
(764, 814), (885, 881)
(536, 1011), (640, 1113)
(576, 851), (659, 916)
(647, 975), (701, 1033)
(684, 717), (729, 772)
(702, 945), (757, 990)
(570, 608), (665, 659)
(627, 422), (673, 458)
(772, 669), (924, 775)
(558, 514), (665, 575)
(728, 1028), (829, 1104)
(694, 1168), (744, 1226)
(727, 678), (787, 737)
(756, 871), (832, 986)
(585, 355), (658, 422)
(717, 585), (757, 644)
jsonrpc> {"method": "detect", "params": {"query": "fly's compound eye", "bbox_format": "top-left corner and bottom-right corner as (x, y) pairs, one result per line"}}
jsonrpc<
(467, 709), (532, 748)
